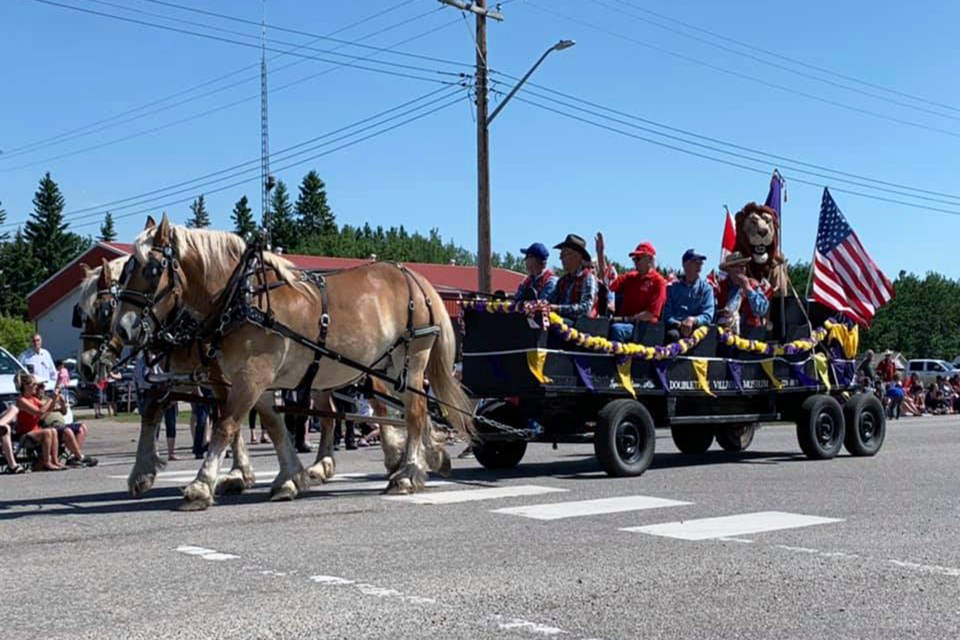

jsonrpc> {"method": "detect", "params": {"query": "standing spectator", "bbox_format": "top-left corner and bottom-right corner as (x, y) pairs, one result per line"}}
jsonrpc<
(19, 333), (57, 386)
(191, 386), (209, 460)
(1, 404), (26, 474)
(55, 360), (70, 389)
(875, 352), (897, 385)
(885, 376), (905, 420)
(135, 353), (179, 462)
(282, 390), (311, 453)
(856, 350), (875, 389)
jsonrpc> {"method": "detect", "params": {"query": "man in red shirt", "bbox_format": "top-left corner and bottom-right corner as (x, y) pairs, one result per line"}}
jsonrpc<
(876, 352), (897, 384)
(596, 234), (667, 343)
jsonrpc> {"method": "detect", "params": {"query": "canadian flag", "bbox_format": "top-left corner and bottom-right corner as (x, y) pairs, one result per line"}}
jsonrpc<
(707, 209), (737, 287)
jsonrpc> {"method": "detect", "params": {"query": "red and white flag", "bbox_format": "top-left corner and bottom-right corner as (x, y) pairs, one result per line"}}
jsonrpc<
(707, 208), (737, 287)
(811, 188), (894, 326)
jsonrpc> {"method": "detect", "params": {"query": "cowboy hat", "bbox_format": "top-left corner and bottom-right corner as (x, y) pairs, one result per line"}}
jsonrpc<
(719, 250), (752, 271)
(553, 234), (591, 261)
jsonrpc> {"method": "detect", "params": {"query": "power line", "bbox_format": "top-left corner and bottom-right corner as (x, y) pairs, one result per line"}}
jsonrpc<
(587, 0), (960, 123)
(29, 1), (466, 81)
(513, 95), (960, 218)
(608, 0), (960, 116)
(498, 75), (960, 204)
(0, 86), (468, 231)
(65, 95), (468, 232)
(3, 5), (465, 171)
(2, 1), (433, 158)
(522, 0), (960, 141)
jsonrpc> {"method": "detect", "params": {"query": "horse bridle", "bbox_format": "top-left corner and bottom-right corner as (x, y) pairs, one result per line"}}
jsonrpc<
(73, 261), (126, 364)
(116, 244), (185, 345)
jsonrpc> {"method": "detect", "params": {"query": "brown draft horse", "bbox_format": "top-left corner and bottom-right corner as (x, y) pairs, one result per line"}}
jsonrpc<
(78, 256), (402, 501)
(108, 215), (472, 511)
(75, 257), (254, 497)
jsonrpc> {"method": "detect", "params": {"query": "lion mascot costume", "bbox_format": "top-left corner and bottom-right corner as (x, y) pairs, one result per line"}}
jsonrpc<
(734, 202), (786, 294)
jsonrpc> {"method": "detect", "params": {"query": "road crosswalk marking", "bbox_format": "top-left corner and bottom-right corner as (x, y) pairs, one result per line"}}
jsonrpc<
(491, 495), (692, 521)
(383, 484), (566, 505)
(621, 511), (843, 541)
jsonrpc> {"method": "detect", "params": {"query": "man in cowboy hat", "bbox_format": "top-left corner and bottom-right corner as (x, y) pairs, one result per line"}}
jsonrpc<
(595, 234), (667, 342)
(513, 242), (558, 302)
(714, 250), (771, 335)
(547, 233), (598, 319)
(664, 248), (715, 342)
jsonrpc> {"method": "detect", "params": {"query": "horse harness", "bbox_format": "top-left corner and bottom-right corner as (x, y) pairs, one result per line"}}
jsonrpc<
(117, 239), (441, 402)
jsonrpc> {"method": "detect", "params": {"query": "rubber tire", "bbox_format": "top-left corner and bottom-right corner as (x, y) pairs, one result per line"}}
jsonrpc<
(472, 439), (528, 470)
(842, 393), (886, 457)
(670, 426), (714, 454)
(715, 424), (756, 452)
(594, 399), (656, 477)
(796, 394), (846, 460)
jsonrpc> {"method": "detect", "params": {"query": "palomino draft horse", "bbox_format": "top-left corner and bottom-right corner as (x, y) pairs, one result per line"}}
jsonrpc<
(75, 257), (255, 497)
(108, 215), (472, 511)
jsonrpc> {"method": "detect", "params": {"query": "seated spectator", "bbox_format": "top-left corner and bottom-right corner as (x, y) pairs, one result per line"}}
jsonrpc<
(910, 386), (926, 415)
(901, 392), (923, 417)
(925, 384), (946, 415)
(547, 234), (598, 320)
(1, 404), (26, 474)
(595, 234), (666, 343)
(16, 373), (97, 468)
(13, 373), (64, 471)
(514, 243), (557, 302)
(907, 372), (923, 395)
(664, 249), (715, 343)
(885, 377), (905, 420)
(713, 251), (771, 335)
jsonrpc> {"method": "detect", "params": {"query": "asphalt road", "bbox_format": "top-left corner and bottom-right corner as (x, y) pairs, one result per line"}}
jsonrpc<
(1, 414), (958, 639)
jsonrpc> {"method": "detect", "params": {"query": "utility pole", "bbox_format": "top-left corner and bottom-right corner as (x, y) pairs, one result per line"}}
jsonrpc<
(438, 0), (504, 293)
(260, 0), (274, 231)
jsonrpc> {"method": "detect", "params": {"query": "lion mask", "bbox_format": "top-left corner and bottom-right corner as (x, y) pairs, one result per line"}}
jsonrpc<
(734, 202), (784, 290)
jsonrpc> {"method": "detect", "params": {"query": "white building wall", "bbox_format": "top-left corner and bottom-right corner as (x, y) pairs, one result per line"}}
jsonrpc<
(35, 289), (83, 361)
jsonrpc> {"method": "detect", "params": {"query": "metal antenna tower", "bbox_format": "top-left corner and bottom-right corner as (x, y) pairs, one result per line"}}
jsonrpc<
(259, 0), (274, 230)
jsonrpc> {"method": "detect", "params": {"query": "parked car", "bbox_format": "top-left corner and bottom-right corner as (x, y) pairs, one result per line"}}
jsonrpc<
(905, 359), (959, 386)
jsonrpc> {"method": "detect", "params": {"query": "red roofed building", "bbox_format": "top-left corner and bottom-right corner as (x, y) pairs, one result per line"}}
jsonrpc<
(26, 242), (523, 359)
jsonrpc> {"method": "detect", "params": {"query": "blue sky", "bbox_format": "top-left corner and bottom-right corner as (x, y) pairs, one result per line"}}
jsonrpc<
(2, 0), (959, 279)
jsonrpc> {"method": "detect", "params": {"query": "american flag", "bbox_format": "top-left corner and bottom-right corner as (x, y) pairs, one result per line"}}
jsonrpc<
(811, 188), (894, 326)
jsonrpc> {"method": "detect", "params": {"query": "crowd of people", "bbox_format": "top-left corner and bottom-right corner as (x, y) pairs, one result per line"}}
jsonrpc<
(858, 350), (960, 419)
(512, 232), (773, 341)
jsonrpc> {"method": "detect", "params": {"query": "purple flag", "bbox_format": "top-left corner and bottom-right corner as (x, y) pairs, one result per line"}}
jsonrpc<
(572, 356), (596, 393)
(655, 361), (671, 392)
(726, 360), (743, 393)
(790, 362), (819, 388)
(764, 170), (783, 218)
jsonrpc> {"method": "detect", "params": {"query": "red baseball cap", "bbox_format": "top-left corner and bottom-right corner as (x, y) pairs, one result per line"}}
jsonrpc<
(629, 241), (657, 258)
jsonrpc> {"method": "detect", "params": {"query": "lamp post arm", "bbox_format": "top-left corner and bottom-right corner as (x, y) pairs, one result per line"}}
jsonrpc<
(486, 48), (553, 126)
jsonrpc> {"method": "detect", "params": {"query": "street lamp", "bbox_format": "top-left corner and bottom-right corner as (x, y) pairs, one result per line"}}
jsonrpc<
(487, 40), (576, 126)
(477, 39), (575, 292)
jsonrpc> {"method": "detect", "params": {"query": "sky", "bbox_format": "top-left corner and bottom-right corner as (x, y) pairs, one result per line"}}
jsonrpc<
(2, 0), (959, 280)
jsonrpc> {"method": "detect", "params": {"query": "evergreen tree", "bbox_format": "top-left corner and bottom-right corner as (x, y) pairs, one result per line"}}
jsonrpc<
(295, 170), (336, 237)
(24, 172), (86, 283)
(0, 201), (7, 242)
(0, 229), (41, 317)
(231, 195), (257, 239)
(267, 180), (298, 252)
(187, 194), (211, 228)
(99, 211), (117, 242)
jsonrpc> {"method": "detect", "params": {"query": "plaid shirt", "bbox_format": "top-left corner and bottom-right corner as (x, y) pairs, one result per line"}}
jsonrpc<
(549, 266), (598, 318)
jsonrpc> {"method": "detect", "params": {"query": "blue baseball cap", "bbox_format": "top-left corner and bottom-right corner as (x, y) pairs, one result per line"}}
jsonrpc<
(520, 242), (549, 261)
(682, 248), (707, 263)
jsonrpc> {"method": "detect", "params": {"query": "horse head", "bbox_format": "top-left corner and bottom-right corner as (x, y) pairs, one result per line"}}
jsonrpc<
(113, 213), (186, 348)
(75, 256), (127, 381)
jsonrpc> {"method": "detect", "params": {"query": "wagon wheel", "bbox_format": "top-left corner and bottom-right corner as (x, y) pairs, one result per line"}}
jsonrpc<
(715, 424), (756, 452)
(472, 402), (528, 470)
(796, 394), (846, 460)
(842, 393), (885, 456)
(594, 399), (656, 477)
(670, 426), (714, 454)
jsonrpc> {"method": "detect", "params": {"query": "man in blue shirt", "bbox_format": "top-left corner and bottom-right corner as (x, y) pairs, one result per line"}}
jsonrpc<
(514, 242), (558, 302)
(664, 249), (715, 342)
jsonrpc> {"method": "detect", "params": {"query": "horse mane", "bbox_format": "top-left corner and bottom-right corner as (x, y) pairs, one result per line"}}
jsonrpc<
(77, 257), (127, 317)
(133, 224), (299, 286)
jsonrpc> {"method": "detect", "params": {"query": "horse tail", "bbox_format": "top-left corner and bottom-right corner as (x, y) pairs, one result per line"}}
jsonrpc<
(422, 280), (474, 440)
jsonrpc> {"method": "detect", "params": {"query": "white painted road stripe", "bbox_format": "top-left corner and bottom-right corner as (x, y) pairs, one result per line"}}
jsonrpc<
(622, 511), (843, 541)
(383, 484), (566, 505)
(491, 495), (692, 521)
(175, 545), (239, 561)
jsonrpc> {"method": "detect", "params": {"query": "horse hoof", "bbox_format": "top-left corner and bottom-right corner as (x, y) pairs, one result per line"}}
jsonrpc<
(385, 477), (414, 494)
(321, 456), (336, 479)
(306, 463), (327, 485)
(217, 470), (254, 495)
(128, 474), (156, 498)
(180, 481), (214, 510)
(269, 480), (299, 501)
(436, 450), (452, 477)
